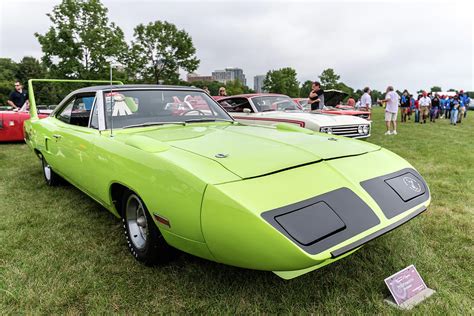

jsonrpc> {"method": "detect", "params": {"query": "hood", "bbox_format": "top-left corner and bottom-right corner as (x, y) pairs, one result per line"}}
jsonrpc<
(324, 89), (348, 107)
(256, 111), (369, 126)
(123, 123), (379, 179)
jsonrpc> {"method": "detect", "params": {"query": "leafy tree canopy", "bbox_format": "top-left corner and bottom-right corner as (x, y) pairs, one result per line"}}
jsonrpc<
(318, 68), (340, 89)
(35, 0), (127, 79)
(263, 67), (299, 97)
(430, 86), (442, 92)
(128, 21), (199, 84)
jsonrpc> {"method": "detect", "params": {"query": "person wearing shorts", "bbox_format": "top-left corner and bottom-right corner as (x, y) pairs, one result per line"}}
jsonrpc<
(379, 86), (400, 135)
(400, 90), (410, 122)
(418, 91), (431, 124)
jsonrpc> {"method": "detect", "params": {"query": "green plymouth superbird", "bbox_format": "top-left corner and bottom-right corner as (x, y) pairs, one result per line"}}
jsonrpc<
(24, 80), (431, 279)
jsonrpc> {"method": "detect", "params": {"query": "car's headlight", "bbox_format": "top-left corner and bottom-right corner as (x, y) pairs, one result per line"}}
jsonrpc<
(320, 127), (327, 133)
(363, 125), (369, 134)
(358, 125), (364, 134)
(327, 127), (333, 134)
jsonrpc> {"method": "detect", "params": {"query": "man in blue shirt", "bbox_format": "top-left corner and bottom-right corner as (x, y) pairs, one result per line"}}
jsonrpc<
(459, 90), (470, 119)
(439, 96), (446, 118)
(445, 96), (452, 119)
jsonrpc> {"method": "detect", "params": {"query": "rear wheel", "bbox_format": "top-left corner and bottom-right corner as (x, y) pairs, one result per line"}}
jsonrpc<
(41, 155), (61, 186)
(122, 190), (172, 265)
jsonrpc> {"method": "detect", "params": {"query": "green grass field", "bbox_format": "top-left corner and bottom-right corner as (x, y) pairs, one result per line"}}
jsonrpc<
(1, 107), (473, 314)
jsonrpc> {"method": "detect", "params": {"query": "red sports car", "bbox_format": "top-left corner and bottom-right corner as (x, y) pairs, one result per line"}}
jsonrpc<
(1, 106), (51, 142)
(294, 89), (371, 120)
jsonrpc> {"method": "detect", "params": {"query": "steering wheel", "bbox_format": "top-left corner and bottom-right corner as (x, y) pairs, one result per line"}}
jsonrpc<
(179, 109), (206, 116)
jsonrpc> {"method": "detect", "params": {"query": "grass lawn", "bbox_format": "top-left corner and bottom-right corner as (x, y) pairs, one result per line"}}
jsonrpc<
(0, 107), (473, 314)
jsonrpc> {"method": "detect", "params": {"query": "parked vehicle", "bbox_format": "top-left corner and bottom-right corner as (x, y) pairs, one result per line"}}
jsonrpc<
(295, 90), (371, 120)
(1, 104), (51, 142)
(25, 80), (430, 279)
(217, 93), (371, 138)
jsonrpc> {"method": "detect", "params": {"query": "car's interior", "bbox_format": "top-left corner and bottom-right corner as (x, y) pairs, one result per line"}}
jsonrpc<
(218, 98), (253, 112)
(56, 94), (95, 127)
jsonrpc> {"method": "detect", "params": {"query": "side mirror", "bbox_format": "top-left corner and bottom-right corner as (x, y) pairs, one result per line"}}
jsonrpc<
(243, 108), (251, 114)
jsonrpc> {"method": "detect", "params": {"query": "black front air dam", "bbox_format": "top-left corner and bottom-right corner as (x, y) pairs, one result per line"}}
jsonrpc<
(330, 206), (426, 258)
(261, 188), (380, 255)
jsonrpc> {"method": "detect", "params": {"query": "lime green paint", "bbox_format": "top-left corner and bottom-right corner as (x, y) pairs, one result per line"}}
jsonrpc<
(275, 122), (314, 134)
(24, 82), (430, 279)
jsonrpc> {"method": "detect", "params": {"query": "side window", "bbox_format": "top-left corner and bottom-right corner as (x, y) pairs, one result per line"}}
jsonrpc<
(219, 98), (253, 113)
(56, 95), (95, 127)
(57, 99), (74, 123)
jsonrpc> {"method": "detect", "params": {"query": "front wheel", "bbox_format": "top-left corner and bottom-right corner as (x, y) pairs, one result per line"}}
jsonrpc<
(41, 155), (61, 186)
(122, 190), (173, 265)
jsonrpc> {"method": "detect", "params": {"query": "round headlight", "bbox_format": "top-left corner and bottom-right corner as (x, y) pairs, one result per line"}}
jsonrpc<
(358, 125), (364, 134)
(320, 127), (327, 133)
(327, 127), (333, 134)
(363, 125), (369, 134)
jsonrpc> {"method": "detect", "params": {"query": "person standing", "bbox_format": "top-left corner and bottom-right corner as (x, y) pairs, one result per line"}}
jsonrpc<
(445, 96), (452, 119)
(459, 90), (470, 119)
(418, 91), (431, 124)
(430, 94), (440, 122)
(218, 87), (227, 96)
(7, 81), (29, 110)
(379, 86), (400, 135)
(360, 87), (372, 111)
(400, 90), (410, 122)
(308, 81), (324, 110)
(450, 95), (460, 125)
(408, 94), (415, 120)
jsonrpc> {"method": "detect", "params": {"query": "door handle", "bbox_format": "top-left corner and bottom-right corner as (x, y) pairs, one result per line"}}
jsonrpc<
(52, 134), (62, 139)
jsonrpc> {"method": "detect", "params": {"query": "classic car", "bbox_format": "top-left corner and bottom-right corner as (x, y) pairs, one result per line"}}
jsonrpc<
(216, 93), (371, 138)
(25, 80), (430, 279)
(0, 104), (51, 142)
(295, 89), (371, 120)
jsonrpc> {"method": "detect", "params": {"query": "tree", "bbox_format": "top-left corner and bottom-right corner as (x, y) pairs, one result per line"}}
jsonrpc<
(263, 67), (299, 97)
(128, 21), (199, 84)
(35, 0), (127, 79)
(0, 58), (18, 105)
(430, 86), (442, 92)
(318, 68), (340, 89)
(299, 80), (313, 97)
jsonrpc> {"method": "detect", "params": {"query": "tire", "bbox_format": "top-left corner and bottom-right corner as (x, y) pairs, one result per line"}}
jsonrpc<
(121, 190), (172, 265)
(41, 155), (61, 186)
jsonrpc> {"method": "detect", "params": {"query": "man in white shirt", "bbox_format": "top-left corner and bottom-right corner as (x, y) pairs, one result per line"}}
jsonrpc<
(418, 91), (431, 124)
(379, 86), (400, 135)
(360, 87), (372, 111)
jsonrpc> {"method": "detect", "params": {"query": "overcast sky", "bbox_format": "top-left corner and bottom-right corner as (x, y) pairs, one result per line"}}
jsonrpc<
(1, 0), (473, 92)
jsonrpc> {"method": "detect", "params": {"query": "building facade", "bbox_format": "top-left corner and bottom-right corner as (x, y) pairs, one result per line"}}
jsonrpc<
(254, 75), (266, 93)
(187, 73), (213, 82)
(212, 68), (247, 86)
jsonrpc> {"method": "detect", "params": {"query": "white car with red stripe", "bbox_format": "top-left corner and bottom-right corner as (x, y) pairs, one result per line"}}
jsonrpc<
(215, 94), (371, 139)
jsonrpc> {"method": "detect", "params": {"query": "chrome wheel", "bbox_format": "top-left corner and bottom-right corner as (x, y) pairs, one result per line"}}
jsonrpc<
(125, 194), (148, 250)
(43, 162), (51, 181)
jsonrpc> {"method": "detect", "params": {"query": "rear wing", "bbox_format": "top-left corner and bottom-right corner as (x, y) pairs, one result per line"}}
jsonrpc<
(28, 79), (124, 119)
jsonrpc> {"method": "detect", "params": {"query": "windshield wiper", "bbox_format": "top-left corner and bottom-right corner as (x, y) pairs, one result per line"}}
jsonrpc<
(184, 118), (234, 124)
(122, 122), (184, 129)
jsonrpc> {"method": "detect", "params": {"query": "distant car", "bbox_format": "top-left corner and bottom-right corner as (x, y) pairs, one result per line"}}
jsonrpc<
(0, 105), (51, 142)
(295, 90), (371, 120)
(469, 98), (474, 110)
(217, 93), (371, 138)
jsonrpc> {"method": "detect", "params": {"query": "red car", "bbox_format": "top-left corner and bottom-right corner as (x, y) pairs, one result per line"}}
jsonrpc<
(0, 106), (51, 142)
(294, 89), (371, 120)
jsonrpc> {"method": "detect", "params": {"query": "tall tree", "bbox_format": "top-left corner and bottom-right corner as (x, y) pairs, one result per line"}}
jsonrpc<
(299, 80), (313, 97)
(318, 68), (340, 89)
(35, 0), (126, 79)
(128, 21), (199, 84)
(263, 67), (299, 97)
(430, 86), (442, 92)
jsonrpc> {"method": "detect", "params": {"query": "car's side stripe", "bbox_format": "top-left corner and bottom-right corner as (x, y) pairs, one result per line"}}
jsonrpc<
(233, 116), (306, 127)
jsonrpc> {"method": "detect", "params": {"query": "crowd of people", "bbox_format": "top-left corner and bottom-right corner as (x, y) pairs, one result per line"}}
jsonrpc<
(351, 86), (471, 135)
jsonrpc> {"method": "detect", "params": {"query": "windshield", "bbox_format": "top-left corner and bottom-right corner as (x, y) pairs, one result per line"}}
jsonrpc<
(103, 90), (233, 128)
(251, 96), (300, 112)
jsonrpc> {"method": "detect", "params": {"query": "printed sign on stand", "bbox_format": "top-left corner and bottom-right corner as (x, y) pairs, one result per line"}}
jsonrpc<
(384, 265), (435, 310)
